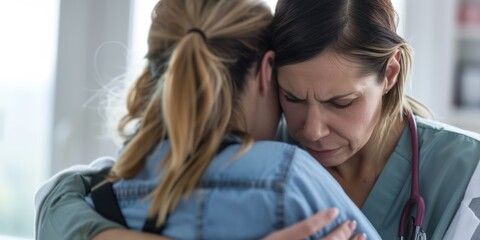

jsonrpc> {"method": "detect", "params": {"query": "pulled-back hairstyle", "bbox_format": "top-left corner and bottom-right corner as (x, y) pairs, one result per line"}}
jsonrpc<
(273, 0), (432, 151)
(109, 0), (272, 225)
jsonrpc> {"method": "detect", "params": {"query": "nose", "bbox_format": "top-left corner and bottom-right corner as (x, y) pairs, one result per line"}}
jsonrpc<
(302, 105), (329, 142)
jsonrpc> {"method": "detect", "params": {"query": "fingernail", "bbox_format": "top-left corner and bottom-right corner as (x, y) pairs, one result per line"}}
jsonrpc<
(348, 220), (357, 230)
(329, 208), (339, 218)
(360, 233), (367, 240)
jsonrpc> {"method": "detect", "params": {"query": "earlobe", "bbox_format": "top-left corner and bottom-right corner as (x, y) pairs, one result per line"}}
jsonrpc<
(258, 50), (275, 95)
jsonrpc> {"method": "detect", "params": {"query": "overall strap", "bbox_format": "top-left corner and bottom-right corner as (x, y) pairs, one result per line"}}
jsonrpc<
(142, 216), (165, 234)
(91, 138), (240, 233)
(90, 167), (128, 228)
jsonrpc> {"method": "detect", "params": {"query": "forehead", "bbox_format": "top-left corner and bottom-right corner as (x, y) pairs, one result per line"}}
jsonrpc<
(278, 51), (362, 85)
(277, 51), (373, 95)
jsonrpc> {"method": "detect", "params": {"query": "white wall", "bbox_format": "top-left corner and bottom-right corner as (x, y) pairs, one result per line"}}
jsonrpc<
(405, 0), (480, 132)
(404, 0), (456, 120)
(51, 0), (132, 173)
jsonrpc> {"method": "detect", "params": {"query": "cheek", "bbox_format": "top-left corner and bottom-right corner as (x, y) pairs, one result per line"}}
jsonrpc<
(340, 99), (381, 146)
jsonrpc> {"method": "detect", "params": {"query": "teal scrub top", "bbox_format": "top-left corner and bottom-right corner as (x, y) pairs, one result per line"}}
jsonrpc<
(361, 116), (480, 239)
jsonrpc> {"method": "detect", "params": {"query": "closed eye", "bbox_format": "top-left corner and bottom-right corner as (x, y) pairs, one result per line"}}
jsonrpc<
(283, 92), (308, 104)
(284, 94), (303, 103)
(329, 99), (357, 109)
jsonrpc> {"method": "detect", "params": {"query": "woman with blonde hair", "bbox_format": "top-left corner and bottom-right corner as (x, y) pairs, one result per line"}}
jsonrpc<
(35, 0), (380, 239)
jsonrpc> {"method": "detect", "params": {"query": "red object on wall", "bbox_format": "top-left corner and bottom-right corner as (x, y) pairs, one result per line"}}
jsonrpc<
(458, 3), (480, 26)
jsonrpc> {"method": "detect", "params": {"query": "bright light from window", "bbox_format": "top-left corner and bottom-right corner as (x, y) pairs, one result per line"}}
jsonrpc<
(0, 0), (58, 238)
(265, 0), (278, 11)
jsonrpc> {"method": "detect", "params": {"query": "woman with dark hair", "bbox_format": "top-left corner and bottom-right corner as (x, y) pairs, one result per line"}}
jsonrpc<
(272, 0), (480, 239)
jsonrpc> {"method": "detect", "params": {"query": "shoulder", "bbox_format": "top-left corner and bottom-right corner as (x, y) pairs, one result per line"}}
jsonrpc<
(416, 117), (480, 161)
(200, 140), (335, 200)
(201, 140), (342, 197)
(35, 157), (115, 213)
(415, 116), (480, 189)
(416, 117), (480, 144)
(203, 141), (304, 182)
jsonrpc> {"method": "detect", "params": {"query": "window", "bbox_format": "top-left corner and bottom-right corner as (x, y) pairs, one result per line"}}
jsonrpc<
(0, 0), (58, 239)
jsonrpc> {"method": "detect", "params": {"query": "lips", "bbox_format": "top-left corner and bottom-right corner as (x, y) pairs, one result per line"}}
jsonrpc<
(305, 146), (340, 158)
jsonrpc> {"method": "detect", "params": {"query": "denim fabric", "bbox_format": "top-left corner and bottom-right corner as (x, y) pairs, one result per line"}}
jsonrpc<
(100, 137), (380, 240)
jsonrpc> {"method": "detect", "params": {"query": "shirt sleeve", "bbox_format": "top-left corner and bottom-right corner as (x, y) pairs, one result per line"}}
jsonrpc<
(36, 173), (125, 240)
(283, 148), (381, 240)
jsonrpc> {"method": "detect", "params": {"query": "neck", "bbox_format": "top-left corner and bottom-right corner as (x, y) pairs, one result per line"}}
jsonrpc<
(327, 115), (407, 207)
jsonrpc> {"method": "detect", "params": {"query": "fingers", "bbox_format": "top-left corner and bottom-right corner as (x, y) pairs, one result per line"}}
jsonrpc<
(319, 220), (364, 240)
(93, 228), (171, 240)
(263, 208), (339, 240)
(351, 233), (367, 240)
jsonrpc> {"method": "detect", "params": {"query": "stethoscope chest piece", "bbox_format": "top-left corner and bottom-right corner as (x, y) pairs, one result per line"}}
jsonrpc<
(401, 216), (427, 240)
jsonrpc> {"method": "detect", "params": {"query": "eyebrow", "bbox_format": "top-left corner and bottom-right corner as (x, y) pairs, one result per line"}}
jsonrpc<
(279, 87), (356, 103)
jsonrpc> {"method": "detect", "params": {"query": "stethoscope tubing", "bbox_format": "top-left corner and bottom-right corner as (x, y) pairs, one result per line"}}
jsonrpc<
(398, 112), (426, 238)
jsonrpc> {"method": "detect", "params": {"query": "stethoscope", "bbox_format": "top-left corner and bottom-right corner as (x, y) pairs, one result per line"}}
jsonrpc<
(399, 112), (427, 240)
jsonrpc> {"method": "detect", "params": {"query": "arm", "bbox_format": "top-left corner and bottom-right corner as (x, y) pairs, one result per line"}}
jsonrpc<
(93, 229), (170, 240)
(36, 172), (172, 240)
(94, 202), (365, 240)
(263, 208), (367, 240)
(37, 173), (125, 240)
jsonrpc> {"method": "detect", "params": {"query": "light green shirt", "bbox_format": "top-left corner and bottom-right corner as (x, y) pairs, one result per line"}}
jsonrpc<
(362, 117), (480, 239)
(37, 172), (124, 240)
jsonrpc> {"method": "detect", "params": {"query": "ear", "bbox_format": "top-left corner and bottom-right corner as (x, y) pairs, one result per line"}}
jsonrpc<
(384, 50), (401, 92)
(256, 50), (275, 96)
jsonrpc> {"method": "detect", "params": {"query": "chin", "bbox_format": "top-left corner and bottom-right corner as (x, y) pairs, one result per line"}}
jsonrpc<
(316, 157), (344, 168)
(304, 147), (346, 167)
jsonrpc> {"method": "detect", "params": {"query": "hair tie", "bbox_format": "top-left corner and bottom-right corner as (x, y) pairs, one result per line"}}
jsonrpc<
(187, 28), (207, 42)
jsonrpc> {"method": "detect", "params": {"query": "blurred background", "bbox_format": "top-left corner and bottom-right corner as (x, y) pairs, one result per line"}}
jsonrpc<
(1, 0), (479, 239)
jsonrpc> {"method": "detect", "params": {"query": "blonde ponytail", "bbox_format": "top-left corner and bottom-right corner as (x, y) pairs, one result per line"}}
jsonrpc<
(150, 31), (235, 223)
(108, 0), (273, 226)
